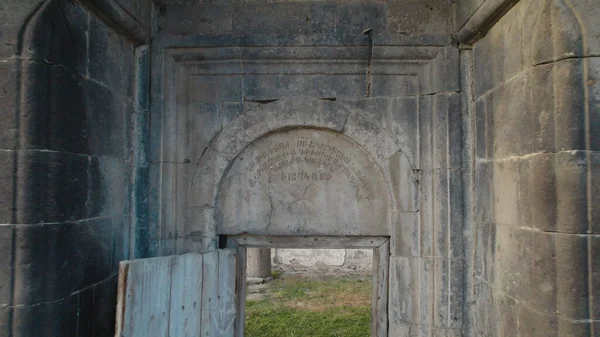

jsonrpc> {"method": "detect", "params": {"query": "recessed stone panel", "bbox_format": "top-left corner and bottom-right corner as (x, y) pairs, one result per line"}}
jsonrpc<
(217, 128), (391, 235)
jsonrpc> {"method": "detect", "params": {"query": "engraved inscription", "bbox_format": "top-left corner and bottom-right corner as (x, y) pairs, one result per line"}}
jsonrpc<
(244, 137), (374, 201)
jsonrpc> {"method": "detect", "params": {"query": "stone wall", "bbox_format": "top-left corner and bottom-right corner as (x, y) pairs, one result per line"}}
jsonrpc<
(150, 1), (464, 336)
(272, 248), (373, 271)
(466, 0), (600, 335)
(0, 0), (153, 336)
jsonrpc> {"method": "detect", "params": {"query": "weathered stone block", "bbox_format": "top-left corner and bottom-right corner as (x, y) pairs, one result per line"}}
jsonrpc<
(88, 157), (129, 218)
(233, 3), (336, 35)
(433, 94), (449, 169)
(160, 4), (233, 35)
(20, 62), (88, 154)
(88, 14), (133, 94)
(527, 153), (557, 232)
(448, 170), (464, 257)
(335, 2), (387, 35)
(493, 226), (532, 302)
(434, 258), (464, 329)
(111, 215), (130, 272)
(0, 60), (18, 150)
(392, 212), (419, 257)
(474, 222), (496, 284)
(592, 236), (600, 320)
(243, 73), (366, 101)
(388, 151), (418, 213)
(343, 108), (401, 163)
(189, 74), (242, 104)
(386, 0), (453, 36)
(419, 170), (434, 257)
(532, 232), (590, 319)
(11, 293), (78, 337)
(492, 290), (519, 337)
(0, 0), (45, 58)
(529, 62), (556, 153)
(259, 99), (350, 133)
(553, 59), (586, 151)
(370, 75), (418, 97)
(0, 225), (13, 305)
(492, 159), (519, 227)
(474, 161), (493, 223)
(389, 256), (420, 325)
(26, 1), (89, 76)
(433, 169), (449, 258)
(419, 95), (433, 169)
(474, 96), (487, 159)
(490, 74), (532, 158)
(85, 80), (129, 158)
(12, 220), (112, 305)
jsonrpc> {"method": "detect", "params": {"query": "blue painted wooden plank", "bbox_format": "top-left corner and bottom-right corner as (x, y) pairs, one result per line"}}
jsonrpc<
(168, 253), (203, 337)
(201, 251), (219, 337)
(118, 256), (174, 337)
(217, 249), (236, 337)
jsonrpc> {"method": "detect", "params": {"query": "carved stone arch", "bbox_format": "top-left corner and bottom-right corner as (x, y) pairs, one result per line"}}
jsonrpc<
(189, 98), (418, 243)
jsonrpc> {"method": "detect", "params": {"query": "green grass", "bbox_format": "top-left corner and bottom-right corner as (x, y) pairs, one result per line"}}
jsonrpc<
(245, 275), (372, 337)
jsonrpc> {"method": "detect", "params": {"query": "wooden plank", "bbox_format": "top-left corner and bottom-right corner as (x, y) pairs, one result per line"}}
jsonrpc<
(217, 249), (237, 337)
(230, 235), (388, 248)
(373, 240), (390, 337)
(117, 256), (174, 337)
(201, 251), (219, 337)
(233, 246), (246, 337)
(168, 253), (203, 337)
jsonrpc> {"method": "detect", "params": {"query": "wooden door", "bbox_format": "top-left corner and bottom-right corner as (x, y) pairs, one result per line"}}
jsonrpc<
(114, 250), (237, 337)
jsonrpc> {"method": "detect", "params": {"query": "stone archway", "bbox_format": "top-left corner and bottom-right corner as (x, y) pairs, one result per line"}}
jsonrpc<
(187, 98), (418, 247)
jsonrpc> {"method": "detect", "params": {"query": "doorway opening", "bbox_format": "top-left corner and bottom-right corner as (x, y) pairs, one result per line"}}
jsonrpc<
(225, 235), (390, 337)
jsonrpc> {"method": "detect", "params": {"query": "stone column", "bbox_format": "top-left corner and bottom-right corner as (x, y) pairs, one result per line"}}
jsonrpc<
(246, 248), (272, 278)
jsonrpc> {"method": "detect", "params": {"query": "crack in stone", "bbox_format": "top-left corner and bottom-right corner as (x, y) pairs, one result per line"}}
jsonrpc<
(265, 174), (274, 232)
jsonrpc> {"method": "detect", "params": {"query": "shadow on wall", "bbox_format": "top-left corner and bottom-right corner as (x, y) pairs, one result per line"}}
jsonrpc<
(3, 0), (133, 336)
